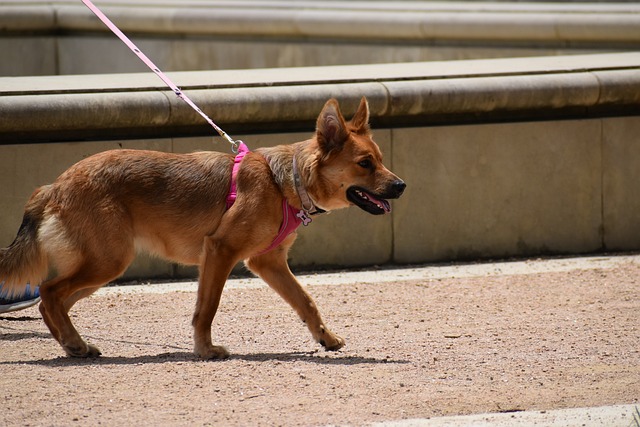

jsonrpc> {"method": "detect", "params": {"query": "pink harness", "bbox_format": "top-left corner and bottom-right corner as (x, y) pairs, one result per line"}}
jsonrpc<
(226, 142), (303, 254)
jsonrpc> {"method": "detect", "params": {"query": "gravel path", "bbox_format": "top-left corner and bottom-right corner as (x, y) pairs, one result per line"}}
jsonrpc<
(1, 255), (639, 426)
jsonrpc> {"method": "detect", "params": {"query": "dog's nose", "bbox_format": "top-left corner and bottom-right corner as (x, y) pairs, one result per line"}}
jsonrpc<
(392, 179), (406, 197)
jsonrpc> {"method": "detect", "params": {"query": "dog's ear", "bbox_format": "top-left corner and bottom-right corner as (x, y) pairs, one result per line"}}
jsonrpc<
(316, 99), (349, 155)
(350, 96), (370, 134)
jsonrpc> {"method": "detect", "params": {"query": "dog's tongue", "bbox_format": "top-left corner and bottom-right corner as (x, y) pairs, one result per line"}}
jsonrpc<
(368, 192), (391, 213)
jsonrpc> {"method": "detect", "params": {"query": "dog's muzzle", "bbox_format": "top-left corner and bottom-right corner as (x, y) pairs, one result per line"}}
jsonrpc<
(347, 179), (406, 215)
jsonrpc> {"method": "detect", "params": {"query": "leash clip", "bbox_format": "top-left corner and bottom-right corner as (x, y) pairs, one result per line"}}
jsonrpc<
(231, 140), (242, 154)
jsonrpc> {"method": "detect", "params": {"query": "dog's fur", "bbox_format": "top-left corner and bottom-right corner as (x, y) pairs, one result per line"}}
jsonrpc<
(0, 97), (405, 359)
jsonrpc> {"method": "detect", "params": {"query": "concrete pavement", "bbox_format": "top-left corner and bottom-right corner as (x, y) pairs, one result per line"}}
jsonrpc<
(373, 404), (638, 427)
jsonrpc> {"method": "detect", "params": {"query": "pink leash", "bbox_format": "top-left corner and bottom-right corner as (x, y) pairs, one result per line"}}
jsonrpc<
(81, 0), (239, 152)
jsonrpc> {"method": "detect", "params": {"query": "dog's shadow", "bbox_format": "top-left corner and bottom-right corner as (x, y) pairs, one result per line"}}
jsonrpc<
(1, 331), (51, 341)
(235, 351), (409, 366)
(1, 316), (52, 341)
(1, 323), (409, 366)
(2, 350), (409, 367)
(2, 318), (409, 366)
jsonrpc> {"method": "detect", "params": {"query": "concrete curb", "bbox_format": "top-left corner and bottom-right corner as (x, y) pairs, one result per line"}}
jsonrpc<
(97, 253), (640, 294)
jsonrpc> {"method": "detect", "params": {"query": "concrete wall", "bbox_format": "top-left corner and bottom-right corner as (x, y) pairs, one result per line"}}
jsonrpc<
(1, 53), (639, 279)
(1, 117), (638, 279)
(2, 1), (640, 76)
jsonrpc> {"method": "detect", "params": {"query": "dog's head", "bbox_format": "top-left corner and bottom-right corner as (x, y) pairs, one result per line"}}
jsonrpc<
(306, 97), (406, 215)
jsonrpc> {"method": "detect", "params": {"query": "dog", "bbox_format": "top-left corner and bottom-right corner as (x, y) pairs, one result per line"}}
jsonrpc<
(0, 97), (406, 359)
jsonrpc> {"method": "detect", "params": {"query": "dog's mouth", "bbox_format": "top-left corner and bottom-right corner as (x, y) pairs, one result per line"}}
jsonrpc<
(347, 186), (391, 215)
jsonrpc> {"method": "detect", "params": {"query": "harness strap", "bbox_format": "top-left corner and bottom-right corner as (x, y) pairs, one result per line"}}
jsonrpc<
(226, 144), (303, 255)
(225, 142), (250, 209)
(261, 200), (303, 254)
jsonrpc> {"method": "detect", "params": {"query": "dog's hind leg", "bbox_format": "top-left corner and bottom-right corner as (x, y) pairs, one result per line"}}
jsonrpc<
(245, 237), (345, 351)
(39, 276), (102, 357)
(39, 256), (133, 358)
(40, 285), (103, 344)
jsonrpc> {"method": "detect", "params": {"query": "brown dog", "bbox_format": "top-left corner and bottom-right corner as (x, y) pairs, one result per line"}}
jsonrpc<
(0, 97), (405, 359)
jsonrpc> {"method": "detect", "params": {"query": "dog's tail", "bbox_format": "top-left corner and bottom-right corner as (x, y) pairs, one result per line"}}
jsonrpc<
(0, 187), (49, 298)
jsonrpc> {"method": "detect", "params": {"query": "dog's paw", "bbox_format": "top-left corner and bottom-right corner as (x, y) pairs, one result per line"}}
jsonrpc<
(318, 328), (345, 351)
(85, 343), (102, 357)
(64, 342), (102, 358)
(194, 344), (230, 360)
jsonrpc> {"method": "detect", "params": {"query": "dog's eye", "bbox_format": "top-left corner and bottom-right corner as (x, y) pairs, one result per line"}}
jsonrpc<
(358, 159), (373, 169)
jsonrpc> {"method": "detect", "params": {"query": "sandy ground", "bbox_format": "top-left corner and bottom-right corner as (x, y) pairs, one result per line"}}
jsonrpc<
(1, 256), (639, 426)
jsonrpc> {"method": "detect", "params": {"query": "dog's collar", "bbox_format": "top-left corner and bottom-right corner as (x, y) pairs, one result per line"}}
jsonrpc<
(292, 154), (326, 217)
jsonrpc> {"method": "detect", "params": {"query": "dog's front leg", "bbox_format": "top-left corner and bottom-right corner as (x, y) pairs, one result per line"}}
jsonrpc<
(192, 235), (238, 360)
(245, 237), (345, 351)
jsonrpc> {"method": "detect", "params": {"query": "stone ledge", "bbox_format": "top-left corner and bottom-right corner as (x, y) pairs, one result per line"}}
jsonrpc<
(1, 53), (639, 143)
(2, 1), (639, 44)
